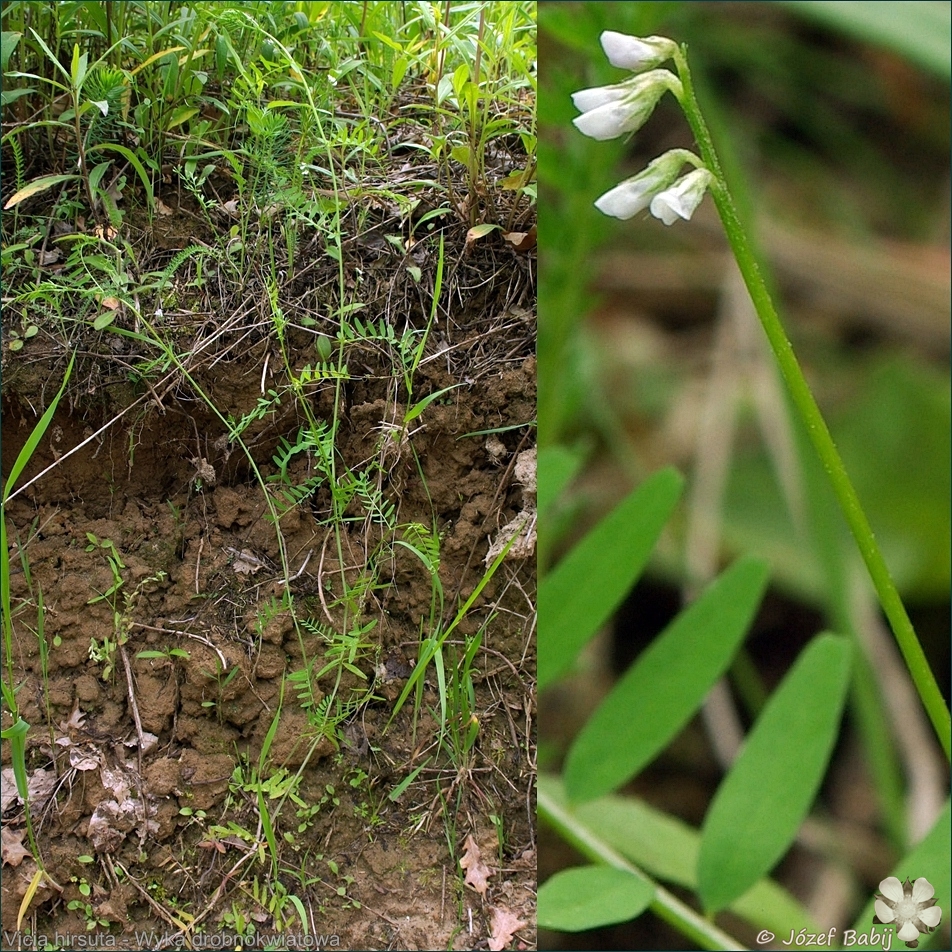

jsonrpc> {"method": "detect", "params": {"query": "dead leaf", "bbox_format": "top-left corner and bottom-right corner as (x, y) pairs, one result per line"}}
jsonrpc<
(87, 793), (158, 854)
(502, 225), (536, 253)
(488, 906), (527, 952)
(511, 847), (535, 869)
(69, 746), (101, 771)
(1, 768), (19, 812)
(26, 768), (57, 807)
(198, 839), (227, 853)
(123, 731), (159, 754)
(459, 833), (491, 895)
(232, 549), (263, 575)
(156, 197), (174, 216)
(1, 827), (31, 867)
(59, 703), (86, 733)
(100, 765), (131, 800)
(87, 800), (132, 853)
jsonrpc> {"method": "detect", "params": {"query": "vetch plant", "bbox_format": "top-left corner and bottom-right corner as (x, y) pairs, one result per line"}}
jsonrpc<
(538, 27), (951, 949)
(569, 28), (949, 761)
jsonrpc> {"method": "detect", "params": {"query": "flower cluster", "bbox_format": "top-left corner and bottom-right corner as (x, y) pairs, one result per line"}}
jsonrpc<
(572, 31), (713, 225)
(873, 876), (942, 948)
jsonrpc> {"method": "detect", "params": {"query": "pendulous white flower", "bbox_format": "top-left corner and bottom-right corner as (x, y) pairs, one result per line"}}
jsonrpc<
(573, 30), (713, 228)
(571, 81), (632, 113)
(572, 69), (682, 141)
(873, 876), (943, 948)
(649, 168), (715, 226)
(599, 31), (678, 72)
(593, 149), (698, 220)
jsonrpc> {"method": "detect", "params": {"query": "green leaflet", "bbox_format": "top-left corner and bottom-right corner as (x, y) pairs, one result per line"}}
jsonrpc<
(565, 556), (769, 803)
(539, 774), (820, 938)
(698, 633), (852, 913)
(538, 865), (653, 932)
(538, 466), (684, 691)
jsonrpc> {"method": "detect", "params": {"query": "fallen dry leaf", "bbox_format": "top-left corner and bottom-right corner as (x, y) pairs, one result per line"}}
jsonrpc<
(0, 768), (19, 812)
(68, 746), (101, 771)
(459, 833), (492, 895)
(232, 549), (263, 575)
(1, 827), (31, 867)
(488, 905), (527, 951)
(59, 703), (86, 733)
(26, 767), (57, 807)
(502, 225), (536, 253)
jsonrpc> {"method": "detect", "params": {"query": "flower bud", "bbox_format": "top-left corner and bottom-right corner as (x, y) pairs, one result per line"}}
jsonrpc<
(572, 69), (682, 141)
(600, 32), (678, 72)
(649, 168), (714, 225)
(593, 149), (697, 220)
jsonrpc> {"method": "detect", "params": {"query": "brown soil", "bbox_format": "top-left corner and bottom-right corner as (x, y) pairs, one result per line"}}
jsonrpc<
(2, 158), (536, 947)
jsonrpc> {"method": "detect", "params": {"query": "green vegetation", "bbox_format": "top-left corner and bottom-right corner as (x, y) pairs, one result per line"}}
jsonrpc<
(538, 2), (949, 949)
(2, 2), (535, 945)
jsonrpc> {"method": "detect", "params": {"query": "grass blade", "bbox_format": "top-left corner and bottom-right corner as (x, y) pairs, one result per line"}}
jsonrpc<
(2, 353), (74, 500)
(3, 174), (78, 209)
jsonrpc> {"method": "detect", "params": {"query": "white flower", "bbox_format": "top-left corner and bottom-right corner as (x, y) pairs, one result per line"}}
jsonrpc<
(573, 30), (712, 230)
(572, 69), (682, 141)
(873, 876), (943, 948)
(571, 81), (631, 113)
(599, 32), (677, 72)
(593, 149), (697, 220)
(649, 168), (714, 225)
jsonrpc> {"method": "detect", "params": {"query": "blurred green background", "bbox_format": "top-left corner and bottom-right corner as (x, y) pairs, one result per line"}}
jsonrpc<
(539, 3), (950, 948)
(539, 0), (950, 607)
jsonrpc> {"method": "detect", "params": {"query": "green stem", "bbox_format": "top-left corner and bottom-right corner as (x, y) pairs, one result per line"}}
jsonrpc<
(673, 46), (951, 762)
(538, 781), (746, 951)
